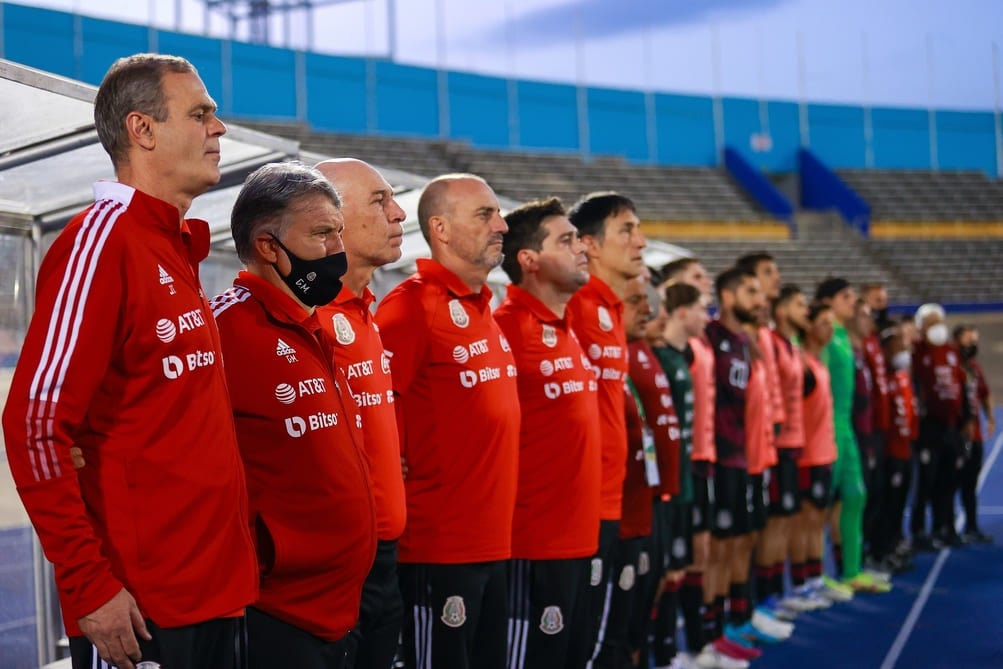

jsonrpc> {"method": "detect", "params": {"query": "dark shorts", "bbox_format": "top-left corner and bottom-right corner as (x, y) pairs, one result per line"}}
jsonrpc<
(711, 465), (752, 539)
(70, 617), (247, 669)
(768, 449), (803, 517)
(749, 473), (768, 532)
(660, 497), (694, 571)
(691, 472), (714, 534)
(799, 465), (833, 510)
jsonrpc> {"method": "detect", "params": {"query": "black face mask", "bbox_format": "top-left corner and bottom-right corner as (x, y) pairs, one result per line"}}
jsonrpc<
(270, 234), (347, 307)
(960, 344), (978, 361)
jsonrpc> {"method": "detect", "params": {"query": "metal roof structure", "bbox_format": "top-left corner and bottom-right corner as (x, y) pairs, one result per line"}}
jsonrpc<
(0, 56), (690, 296)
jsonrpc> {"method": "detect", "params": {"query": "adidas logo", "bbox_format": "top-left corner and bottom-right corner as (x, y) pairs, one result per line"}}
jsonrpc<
(158, 264), (174, 285)
(276, 339), (297, 357)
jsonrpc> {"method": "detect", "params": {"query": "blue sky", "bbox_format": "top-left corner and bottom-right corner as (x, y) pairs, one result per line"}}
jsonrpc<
(17, 0), (1003, 110)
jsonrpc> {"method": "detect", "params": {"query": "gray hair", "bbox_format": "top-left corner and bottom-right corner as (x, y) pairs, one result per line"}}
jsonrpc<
(231, 161), (342, 264)
(93, 53), (197, 170)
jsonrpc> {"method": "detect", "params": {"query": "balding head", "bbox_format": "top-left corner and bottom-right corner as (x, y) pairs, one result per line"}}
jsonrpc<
(315, 157), (373, 187)
(314, 157), (405, 277)
(417, 173), (489, 244)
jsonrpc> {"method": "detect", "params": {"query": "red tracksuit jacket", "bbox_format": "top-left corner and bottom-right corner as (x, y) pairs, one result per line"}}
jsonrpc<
(2, 183), (257, 636)
(212, 271), (377, 641)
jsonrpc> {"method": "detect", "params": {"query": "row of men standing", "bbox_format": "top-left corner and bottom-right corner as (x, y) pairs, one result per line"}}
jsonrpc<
(1, 53), (658, 669)
(7, 53), (989, 669)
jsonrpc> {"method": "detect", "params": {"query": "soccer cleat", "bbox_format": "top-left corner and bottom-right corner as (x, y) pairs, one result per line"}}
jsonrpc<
(821, 575), (855, 599)
(758, 596), (799, 621)
(814, 581), (854, 603)
(695, 641), (752, 668)
(845, 572), (892, 594)
(751, 609), (794, 639)
(728, 621), (784, 646)
(963, 529), (994, 545)
(863, 567), (892, 583)
(777, 593), (816, 612)
(669, 651), (698, 669)
(715, 636), (763, 660)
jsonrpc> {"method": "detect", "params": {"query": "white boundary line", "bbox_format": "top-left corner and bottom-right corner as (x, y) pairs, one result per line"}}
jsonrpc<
(880, 421), (1003, 669)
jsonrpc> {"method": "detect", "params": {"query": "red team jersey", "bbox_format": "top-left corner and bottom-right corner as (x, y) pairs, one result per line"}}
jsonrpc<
(863, 333), (892, 432)
(746, 357), (777, 475)
(621, 383), (656, 539)
(2, 183), (257, 636)
(772, 331), (805, 450)
(567, 276), (630, 520)
(689, 335), (717, 465)
(801, 353), (837, 467)
(213, 272), (377, 641)
(886, 368), (919, 460)
(318, 287), (407, 541)
(758, 326), (786, 430)
(963, 360), (990, 442)
(494, 285), (601, 560)
(375, 259), (520, 563)
(628, 340), (682, 496)
(913, 340), (967, 427)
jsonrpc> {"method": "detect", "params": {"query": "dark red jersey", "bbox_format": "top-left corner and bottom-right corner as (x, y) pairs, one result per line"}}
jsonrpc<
(913, 340), (967, 428)
(628, 339), (682, 496)
(620, 382), (655, 540)
(886, 369), (919, 460)
(863, 333), (892, 432)
(963, 360), (990, 442)
(705, 320), (752, 469)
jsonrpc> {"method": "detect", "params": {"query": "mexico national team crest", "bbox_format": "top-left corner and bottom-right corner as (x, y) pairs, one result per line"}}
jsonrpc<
(332, 313), (355, 345)
(441, 595), (467, 628)
(597, 305), (614, 332)
(448, 299), (470, 328)
(541, 324), (558, 348)
(539, 606), (564, 635)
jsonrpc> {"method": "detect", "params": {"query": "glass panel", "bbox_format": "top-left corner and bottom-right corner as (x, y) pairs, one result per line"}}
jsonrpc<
(0, 232), (35, 669)
(0, 142), (113, 217)
(0, 138), (277, 218)
(0, 78), (95, 155)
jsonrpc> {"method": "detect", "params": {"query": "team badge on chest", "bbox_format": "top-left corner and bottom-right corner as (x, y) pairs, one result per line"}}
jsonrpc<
(597, 305), (614, 332)
(448, 299), (470, 328)
(333, 313), (355, 345)
(541, 324), (558, 348)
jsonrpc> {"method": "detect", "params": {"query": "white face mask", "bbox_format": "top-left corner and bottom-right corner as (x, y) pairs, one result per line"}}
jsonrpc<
(892, 351), (911, 371)
(926, 322), (949, 347)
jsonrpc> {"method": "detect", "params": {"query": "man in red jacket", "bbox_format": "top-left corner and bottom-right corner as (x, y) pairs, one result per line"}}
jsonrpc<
(375, 174), (520, 669)
(564, 191), (647, 665)
(494, 197), (600, 669)
(212, 162), (377, 668)
(314, 159), (408, 669)
(2, 54), (258, 669)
